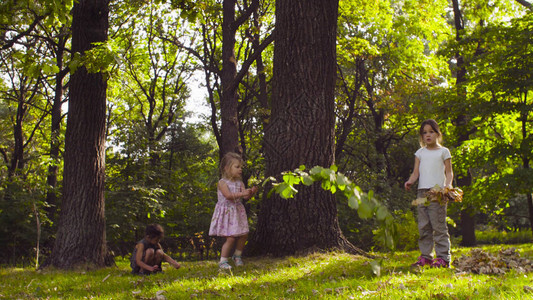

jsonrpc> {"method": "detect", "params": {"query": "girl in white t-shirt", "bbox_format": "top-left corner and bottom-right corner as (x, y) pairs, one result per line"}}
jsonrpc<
(405, 119), (454, 268)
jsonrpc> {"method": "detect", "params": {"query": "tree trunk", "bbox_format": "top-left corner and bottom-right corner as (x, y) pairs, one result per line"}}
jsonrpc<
(8, 96), (26, 177)
(526, 193), (533, 241)
(252, 0), (359, 256)
(460, 210), (476, 246)
(220, 0), (241, 156)
(46, 30), (68, 221)
(522, 117), (533, 241)
(252, 9), (269, 127)
(451, 0), (477, 247)
(47, 0), (112, 269)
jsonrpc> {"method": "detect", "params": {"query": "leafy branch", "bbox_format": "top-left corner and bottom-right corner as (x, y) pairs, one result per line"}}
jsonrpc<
(264, 165), (398, 251)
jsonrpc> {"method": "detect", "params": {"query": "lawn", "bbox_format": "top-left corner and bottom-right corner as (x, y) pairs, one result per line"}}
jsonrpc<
(1, 244), (533, 299)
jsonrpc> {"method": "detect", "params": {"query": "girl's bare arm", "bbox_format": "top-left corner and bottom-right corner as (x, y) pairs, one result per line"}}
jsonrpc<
(404, 157), (420, 190)
(218, 180), (251, 200)
(444, 158), (453, 188)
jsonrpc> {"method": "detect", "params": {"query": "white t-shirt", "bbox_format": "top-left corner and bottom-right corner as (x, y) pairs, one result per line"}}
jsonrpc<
(415, 147), (452, 189)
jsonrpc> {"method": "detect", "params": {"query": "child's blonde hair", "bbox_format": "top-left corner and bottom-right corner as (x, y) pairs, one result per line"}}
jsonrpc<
(219, 152), (244, 179)
(419, 119), (443, 147)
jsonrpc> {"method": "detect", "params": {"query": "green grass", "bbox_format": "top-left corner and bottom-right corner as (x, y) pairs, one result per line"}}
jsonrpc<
(476, 228), (533, 245)
(2, 244), (533, 299)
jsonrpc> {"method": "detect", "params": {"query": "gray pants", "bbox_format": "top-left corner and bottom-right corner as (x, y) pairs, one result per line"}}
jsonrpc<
(416, 189), (451, 262)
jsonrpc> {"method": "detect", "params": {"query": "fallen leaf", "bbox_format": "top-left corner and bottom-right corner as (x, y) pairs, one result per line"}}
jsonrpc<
(453, 248), (533, 274)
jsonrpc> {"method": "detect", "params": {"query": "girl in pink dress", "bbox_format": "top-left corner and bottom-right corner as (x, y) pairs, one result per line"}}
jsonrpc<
(209, 152), (258, 269)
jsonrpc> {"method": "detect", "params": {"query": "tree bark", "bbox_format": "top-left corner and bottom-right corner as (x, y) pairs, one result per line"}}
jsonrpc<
(46, 29), (68, 221)
(524, 155), (533, 240)
(252, 0), (359, 256)
(451, 0), (477, 247)
(460, 209), (476, 246)
(9, 95), (26, 177)
(522, 117), (533, 240)
(218, 0), (260, 157)
(47, 0), (112, 269)
(220, 0), (241, 156)
(252, 9), (269, 127)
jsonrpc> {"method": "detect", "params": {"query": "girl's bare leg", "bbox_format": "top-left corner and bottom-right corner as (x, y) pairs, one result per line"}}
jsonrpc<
(142, 248), (155, 272)
(235, 234), (248, 252)
(155, 249), (165, 265)
(221, 237), (237, 258)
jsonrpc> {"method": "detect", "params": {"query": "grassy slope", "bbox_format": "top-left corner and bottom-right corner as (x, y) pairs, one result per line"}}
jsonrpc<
(1, 244), (533, 299)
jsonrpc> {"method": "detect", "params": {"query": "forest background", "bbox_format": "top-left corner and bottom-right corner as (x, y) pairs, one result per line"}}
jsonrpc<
(0, 0), (532, 267)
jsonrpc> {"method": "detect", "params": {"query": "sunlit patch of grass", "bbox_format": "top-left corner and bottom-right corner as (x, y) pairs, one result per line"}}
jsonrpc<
(1, 244), (533, 299)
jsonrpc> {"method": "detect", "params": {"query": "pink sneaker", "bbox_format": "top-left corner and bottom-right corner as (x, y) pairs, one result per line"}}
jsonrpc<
(411, 256), (432, 267)
(431, 258), (449, 268)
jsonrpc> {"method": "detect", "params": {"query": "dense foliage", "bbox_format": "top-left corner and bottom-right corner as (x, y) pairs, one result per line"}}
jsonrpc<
(0, 0), (531, 264)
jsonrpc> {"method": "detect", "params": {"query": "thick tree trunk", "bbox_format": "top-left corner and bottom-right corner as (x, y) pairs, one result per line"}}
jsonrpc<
(252, 0), (359, 256)
(451, 0), (477, 247)
(47, 0), (112, 269)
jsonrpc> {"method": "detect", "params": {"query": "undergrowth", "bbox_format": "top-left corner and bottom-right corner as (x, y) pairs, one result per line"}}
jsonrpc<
(476, 228), (532, 245)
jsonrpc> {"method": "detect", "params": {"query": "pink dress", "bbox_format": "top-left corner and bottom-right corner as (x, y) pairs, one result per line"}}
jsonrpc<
(209, 178), (249, 237)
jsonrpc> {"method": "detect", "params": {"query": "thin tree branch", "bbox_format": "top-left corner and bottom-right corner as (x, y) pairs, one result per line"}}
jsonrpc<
(1, 14), (47, 50)
(227, 31), (275, 93)
(233, 0), (260, 31)
(515, 0), (532, 9)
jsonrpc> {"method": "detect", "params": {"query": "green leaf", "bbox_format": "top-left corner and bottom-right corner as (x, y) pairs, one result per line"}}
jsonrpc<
(370, 259), (382, 277)
(302, 175), (314, 186)
(336, 173), (350, 190)
(446, 216), (457, 228)
(283, 173), (301, 186)
(321, 168), (333, 180)
(310, 166), (323, 176)
(384, 230), (395, 249)
(330, 185), (337, 194)
(376, 205), (388, 221)
(310, 166), (325, 180)
(275, 182), (298, 199)
(358, 199), (373, 219)
(348, 195), (359, 209)
(321, 179), (332, 191)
